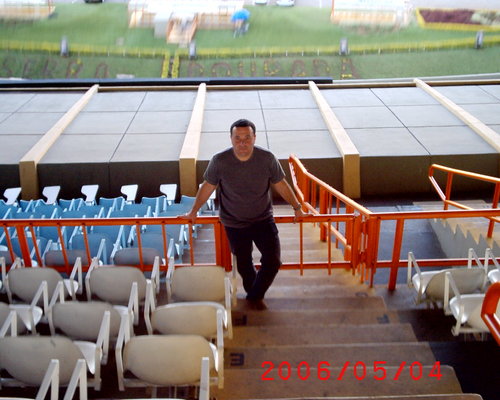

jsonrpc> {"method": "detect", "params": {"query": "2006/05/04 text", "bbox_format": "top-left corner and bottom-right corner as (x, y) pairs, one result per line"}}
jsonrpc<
(261, 361), (443, 381)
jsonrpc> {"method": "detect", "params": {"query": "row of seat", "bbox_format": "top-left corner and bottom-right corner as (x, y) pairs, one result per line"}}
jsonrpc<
(1, 255), (235, 335)
(407, 247), (500, 337)
(2, 184), (180, 209)
(0, 188), (208, 267)
(0, 255), (235, 398)
(1, 183), (183, 217)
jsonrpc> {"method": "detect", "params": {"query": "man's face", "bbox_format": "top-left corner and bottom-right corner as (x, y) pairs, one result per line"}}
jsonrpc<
(231, 125), (256, 160)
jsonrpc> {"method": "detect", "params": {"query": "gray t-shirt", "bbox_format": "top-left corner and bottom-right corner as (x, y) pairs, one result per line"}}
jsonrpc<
(204, 146), (285, 228)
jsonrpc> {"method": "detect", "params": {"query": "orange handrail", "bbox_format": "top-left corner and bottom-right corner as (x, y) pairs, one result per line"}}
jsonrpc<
(481, 282), (500, 346)
(289, 154), (372, 276)
(289, 155), (500, 290)
(429, 164), (500, 238)
(0, 214), (354, 274)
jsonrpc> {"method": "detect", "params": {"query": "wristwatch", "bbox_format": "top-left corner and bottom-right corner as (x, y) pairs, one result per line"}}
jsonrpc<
(293, 204), (301, 211)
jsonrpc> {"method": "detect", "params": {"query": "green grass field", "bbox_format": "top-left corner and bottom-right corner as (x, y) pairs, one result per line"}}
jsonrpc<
(0, 3), (173, 50)
(179, 47), (500, 79)
(0, 3), (498, 79)
(0, 50), (163, 79)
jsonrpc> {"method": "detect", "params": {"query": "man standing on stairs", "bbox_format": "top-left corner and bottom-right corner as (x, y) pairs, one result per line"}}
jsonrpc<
(182, 118), (307, 310)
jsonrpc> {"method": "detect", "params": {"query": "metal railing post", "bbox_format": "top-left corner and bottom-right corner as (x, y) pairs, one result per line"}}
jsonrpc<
(365, 216), (380, 288)
(388, 219), (405, 291)
(319, 186), (328, 242)
(15, 225), (32, 267)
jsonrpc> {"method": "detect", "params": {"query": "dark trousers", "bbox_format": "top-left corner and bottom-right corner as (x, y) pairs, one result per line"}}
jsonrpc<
(224, 219), (281, 301)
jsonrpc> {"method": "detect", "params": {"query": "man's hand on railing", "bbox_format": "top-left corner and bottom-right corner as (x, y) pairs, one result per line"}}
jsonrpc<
(180, 210), (197, 225)
(294, 207), (312, 223)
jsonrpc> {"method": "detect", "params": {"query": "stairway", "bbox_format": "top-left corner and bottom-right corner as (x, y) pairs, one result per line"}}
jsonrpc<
(201, 205), (484, 400)
(213, 266), (482, 400)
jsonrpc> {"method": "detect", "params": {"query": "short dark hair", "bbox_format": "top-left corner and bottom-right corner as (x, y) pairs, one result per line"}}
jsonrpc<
(230, 119), (256, 136)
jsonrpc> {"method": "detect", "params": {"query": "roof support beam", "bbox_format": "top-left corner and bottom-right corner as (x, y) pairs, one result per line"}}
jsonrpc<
(19, 84), (99, 200)
(415, 78), (500, 153)
(309, 81), (361, 198)
(179, 83), (206, 197)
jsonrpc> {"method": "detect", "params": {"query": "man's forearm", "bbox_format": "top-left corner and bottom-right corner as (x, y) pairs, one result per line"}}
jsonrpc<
(272, 179), (301, 210)
(189, 181), (217, 215)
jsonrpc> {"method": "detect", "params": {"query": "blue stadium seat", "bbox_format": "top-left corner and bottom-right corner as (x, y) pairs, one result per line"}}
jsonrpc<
(120, 204), (152, 218)
(132, 232), (174, 262)
(33, 203), (63, 218)
(77, 204), (105, 218)
(99, 196), (125, 212)
(59, 198), (84, 211)
(141, 196), (167, 216)
(71, 232), (115, 265)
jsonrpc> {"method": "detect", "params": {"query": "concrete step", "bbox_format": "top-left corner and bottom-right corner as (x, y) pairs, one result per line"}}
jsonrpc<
(213, 365), (462, 399)
(227, 323), (417, 346)
(225, 342), (436, 369)
(232, 309), (398, 327)
(248, 284), (374, 298)
(271, 269), (361, 285)
(277, 249), (344, 263)
(247, 395), (483, 400)
(235, 296), (386, 311)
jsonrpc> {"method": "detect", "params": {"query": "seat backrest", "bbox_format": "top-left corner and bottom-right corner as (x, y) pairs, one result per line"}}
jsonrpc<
(179, 195), (196, 207)
(159, 184), (177, 200)
(12, 211), (45, 219)
(34, 204), (62, 218)
(427, 267), (486, 300)
(0, 335), (82, 385)
(44, 249), (88, 267)
(52, 301), (121, 340)
(3, 187), (21, 205)
(10, 236), (48, 258)
(8, 267), (62, 303)
(0, 203), (18, 219)
(107, 209), (131, 218)
(153, 218), (183, 237)
(92, 224), (125, 245)
(59, 198), (83, 211)
(122, 204), (151, 217)
(152, 303), (220, 338)
(42, 186), (61, 205)
(89, 266), (147, 303)
(123, 334), (214, 385)
(38, 226), (65, 244)
(114, 247), (160, 266)
(81, 184), (99, 204)
(72, 233), (113, 264)
(141, 196), (166, 214)
(164, 203), (191, 213)
(61, 209), (88, 219)
(99, 197), (125, 211)
(77, 205), (104, 218)
(134, 233), (168, 257)
(172, 266), (225, 302)
(121, 184), (138, 203)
